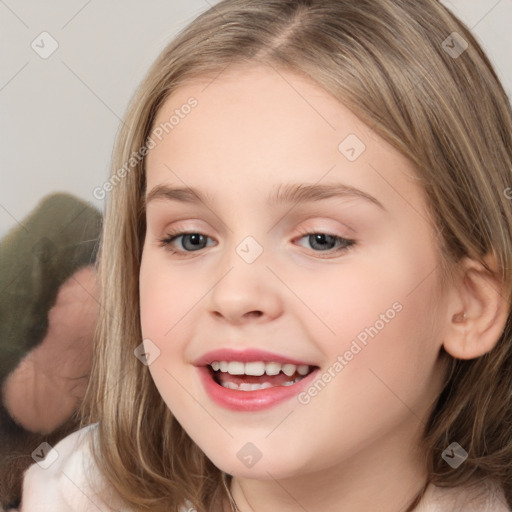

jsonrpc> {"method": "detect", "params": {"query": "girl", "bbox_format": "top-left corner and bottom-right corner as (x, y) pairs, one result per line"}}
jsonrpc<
(19, 0), (512, 510)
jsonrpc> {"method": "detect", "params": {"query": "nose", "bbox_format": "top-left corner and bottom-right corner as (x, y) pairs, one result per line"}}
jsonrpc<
(208, 248), (283, 325)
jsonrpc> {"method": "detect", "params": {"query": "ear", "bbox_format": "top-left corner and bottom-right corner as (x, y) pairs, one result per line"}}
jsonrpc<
(443, 252), (510, 360)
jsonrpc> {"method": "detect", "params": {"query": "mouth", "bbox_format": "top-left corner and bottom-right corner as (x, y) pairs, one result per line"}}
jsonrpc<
(193, 348), (320, 411)
(207, 360), (316, 391)
(196, 353), (320, 411)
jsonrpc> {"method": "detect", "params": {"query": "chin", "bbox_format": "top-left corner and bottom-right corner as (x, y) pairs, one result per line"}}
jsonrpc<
(197, 442), (312, 481)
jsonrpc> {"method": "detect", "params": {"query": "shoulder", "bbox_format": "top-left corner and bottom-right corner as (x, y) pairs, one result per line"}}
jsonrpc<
(20, 423), (132, 512)
(417, 479), (511, 512)
(20, 424), (194, 512)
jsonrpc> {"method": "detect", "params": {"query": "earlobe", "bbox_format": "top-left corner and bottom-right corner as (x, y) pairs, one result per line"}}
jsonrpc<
(442, 255), (509, 360)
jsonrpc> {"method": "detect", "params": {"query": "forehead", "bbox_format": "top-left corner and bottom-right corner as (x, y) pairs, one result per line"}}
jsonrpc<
(144, 64), (423, 217)
(148, 64), (369, 158)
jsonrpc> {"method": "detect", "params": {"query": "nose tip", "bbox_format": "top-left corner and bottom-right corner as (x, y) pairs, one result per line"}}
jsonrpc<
(209, 256), (283, 324)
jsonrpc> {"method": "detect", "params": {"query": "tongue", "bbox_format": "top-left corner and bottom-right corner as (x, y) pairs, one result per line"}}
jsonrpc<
(215, 371), (298, 387)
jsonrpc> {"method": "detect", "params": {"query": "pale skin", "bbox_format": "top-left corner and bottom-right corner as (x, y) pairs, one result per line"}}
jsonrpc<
(139, 64), (508, 512)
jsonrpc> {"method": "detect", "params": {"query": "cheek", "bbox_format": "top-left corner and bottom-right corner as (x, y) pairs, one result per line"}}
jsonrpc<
(139, 253), (203, 408)
(333, 252), (445, 415)
(322, 242), (443, 380)
(138, 266), (186, 412)
(139, 252), (194, 341)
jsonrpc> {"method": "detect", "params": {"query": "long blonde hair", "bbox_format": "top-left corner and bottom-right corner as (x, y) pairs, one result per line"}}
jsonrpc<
(79, 1), (512, 510)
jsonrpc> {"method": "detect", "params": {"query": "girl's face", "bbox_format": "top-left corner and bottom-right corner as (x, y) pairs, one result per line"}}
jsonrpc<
(140, 64), (451, 482)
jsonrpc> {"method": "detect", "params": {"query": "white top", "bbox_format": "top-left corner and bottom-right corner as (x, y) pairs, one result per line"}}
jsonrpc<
(19, 423), (138, 512)
(17, 423), (511, 512)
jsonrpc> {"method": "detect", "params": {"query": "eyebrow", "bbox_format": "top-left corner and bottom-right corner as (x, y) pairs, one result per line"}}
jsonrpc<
(145, 182), (386, 211)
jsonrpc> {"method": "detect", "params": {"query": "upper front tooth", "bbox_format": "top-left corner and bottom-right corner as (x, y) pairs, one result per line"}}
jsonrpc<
(227, 361), (245, 375)
(245, 361), (266, 376)
(265, 362), (282, 375)
(282, 364), (297, 377)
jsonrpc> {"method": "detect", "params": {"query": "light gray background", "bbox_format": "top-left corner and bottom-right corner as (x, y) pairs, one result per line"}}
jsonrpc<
(1, 0), (511, 238)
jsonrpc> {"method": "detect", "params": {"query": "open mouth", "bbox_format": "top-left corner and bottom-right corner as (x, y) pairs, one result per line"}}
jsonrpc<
(207, 361), (318, 391)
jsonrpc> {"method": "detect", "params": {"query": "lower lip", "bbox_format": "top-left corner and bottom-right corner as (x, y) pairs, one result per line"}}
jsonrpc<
(197, 366), (319, 411)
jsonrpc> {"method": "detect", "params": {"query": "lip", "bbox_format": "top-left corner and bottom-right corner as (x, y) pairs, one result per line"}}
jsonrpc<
(194, 349), (319, 412)
(197, 366), (319, 411)
(193, 348), (314, 367)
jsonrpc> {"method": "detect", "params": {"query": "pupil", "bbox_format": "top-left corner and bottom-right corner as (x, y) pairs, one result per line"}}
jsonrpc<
(311, 234), (335, 250)
(184, 233), (205, 250)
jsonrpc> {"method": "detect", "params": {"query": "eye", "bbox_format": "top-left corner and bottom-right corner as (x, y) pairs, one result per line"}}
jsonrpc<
(157, 229), (356, 258)
(294, 229), (356, 257)
(158, 230), (215, 255)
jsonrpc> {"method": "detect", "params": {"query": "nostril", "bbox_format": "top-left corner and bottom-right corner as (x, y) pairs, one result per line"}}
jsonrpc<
(248, 311), (263, 317)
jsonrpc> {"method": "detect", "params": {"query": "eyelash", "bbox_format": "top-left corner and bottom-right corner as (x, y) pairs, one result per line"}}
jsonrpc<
(157, 228), (356, 258)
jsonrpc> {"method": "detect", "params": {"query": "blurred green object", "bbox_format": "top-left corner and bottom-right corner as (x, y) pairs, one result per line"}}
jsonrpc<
(0, 192), (102, 383)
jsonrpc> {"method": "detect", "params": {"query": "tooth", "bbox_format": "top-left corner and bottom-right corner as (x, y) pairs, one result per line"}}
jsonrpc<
(222, 381), (239, 390)
(246, 383), (260, 391)
(265, 362), (282, 375)
(227, 361), (245, 375)
(239, 382), (273, 391)
(282, 364), (297, 377)
(214, 360), (309, 377)
(245, 361), (265, 376)
(297, 365), (309, 376)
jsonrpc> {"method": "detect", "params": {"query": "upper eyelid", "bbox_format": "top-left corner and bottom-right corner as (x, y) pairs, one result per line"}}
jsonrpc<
(160, 224), (354, 237)
(150, 213), (357, 232)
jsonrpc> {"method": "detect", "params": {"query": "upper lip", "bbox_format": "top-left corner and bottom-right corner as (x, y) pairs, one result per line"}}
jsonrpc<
(193, 348), (316, 367)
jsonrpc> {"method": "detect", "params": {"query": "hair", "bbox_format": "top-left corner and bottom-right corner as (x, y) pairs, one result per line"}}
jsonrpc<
(78, 0), (512, 510)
